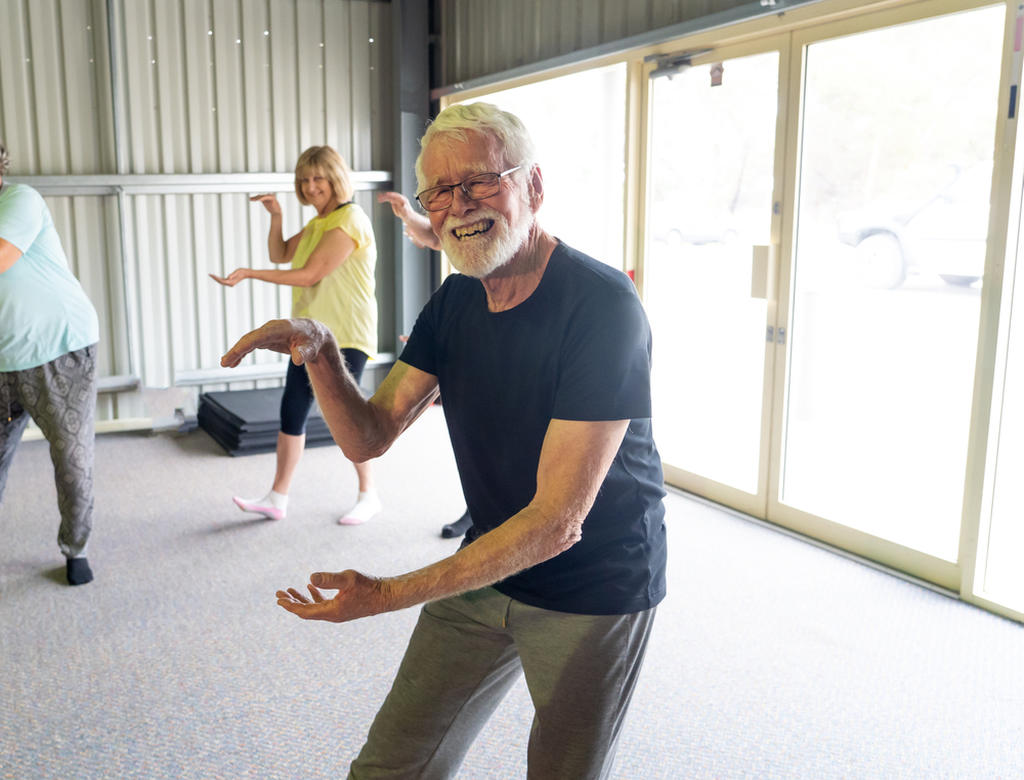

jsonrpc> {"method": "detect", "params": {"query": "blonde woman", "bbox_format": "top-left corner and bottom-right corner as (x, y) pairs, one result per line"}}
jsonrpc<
(212, 146), (380, 525)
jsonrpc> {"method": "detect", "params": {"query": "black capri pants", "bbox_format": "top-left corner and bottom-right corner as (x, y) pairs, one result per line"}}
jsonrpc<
(280, 347), (368, 436)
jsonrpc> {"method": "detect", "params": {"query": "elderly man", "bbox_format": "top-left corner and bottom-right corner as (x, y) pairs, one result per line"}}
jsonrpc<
(222, 102), (667, 778)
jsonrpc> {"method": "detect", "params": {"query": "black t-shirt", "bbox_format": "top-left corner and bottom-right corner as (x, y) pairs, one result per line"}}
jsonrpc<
(400, 241), (667, 615)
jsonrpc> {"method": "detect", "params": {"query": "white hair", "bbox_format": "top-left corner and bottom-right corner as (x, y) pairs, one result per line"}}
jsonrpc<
(0, 141), (9, 176)
(415, 102), (536, 189)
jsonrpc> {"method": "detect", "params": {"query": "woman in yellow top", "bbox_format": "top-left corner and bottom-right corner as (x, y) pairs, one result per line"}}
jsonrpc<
(211, 146), (380, 525)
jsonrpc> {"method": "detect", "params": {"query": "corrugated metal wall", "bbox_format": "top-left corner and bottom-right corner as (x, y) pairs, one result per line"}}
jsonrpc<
(0, 0), (394, 424)
(0, 0), (115, 173)
(113, 0), (388, 174)
(4, 0), (765, 426)
(436, 0), (753, 85)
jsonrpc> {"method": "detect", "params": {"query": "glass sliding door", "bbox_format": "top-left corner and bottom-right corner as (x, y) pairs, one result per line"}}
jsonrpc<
(644, 44), (784, 512)
(777, 4), (1004, 571)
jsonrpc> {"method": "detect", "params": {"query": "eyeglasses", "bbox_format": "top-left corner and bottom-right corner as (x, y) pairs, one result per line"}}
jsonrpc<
(415, 166), (522, 212)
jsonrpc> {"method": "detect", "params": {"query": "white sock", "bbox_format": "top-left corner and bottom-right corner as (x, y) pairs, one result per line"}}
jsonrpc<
(338, 490), (382, 526)
(233, 489), (288, 520)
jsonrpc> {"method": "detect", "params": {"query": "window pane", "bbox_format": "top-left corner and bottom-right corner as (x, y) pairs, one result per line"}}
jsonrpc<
(646, 52), (780, 493)
(461, 65), (627, 268)
(781, 5), (1003, 560)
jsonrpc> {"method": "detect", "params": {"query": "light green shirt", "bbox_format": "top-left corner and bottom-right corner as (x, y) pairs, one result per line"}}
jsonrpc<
(291, 202), (377, 357)
(0, 182), (99, 371)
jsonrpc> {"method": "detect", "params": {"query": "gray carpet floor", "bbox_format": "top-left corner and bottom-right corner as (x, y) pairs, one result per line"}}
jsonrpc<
(2, 405), (1023, 779)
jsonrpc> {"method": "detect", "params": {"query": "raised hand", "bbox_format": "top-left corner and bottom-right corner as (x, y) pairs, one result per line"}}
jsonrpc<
(250, 192), (283, 215)
(377, 190), (415, 221)
(220, 317), (334, 368)
(377, 191), (439, 250)
(276, 569), (387, 623)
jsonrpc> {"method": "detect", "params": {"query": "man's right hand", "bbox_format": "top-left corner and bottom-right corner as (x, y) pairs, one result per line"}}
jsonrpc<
(220, 318), (334, 368)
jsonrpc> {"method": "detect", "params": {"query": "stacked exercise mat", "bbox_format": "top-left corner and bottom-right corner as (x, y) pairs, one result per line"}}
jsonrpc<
(197, 388), (335, 456)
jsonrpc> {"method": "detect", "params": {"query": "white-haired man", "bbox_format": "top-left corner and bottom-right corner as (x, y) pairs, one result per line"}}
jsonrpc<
(222, 102), (667, 778)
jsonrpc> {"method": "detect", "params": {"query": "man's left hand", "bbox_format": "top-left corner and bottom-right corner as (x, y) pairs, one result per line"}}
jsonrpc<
(276, 570), (387, 623)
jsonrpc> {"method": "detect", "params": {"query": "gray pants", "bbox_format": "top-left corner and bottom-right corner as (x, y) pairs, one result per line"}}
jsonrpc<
(349, 586), (657, 780)
(0, 344), (97, 558)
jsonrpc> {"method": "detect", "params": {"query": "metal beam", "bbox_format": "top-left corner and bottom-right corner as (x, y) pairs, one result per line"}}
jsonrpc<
(430, 0), (824, 99)
(392, 0), (434, 350)
(14, 171), (392, 196)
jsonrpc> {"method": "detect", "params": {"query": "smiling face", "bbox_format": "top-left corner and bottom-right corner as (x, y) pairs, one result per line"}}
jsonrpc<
(297, 167), (337, 215)
(420, 131), (535, 279)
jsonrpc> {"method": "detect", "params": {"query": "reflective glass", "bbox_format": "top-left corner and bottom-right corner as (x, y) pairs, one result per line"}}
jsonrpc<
(781, 6), (1003, 559)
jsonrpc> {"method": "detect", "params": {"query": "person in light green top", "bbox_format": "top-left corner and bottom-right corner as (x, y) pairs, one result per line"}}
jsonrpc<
(211, 145), (381, 525)
(0, 139), (100, 585)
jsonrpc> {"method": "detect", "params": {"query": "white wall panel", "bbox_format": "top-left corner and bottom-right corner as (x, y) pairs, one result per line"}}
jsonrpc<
(108, 0), (390, 175)
(61, 0), (109, 173)
(44, 194), (123, 373)
(183, 0), (222, 172)
(0, 1), (35, 162)
(268, 0), (301, 169)
(0, 0), (112, 172)
(242, 2), (275, 171)
(1, 0), (395, 426)
(121, 191), (290, 389)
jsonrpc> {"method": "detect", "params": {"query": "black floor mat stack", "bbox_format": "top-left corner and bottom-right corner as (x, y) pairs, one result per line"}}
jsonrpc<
(197, 388), (335, 456)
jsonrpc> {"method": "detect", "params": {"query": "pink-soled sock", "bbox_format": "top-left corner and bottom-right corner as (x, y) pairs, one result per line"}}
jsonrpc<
(232, 490), (287, 521)
(338, 491), (381, 526)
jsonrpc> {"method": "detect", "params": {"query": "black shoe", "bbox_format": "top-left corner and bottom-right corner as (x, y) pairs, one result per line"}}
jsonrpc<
(66, 557), (94, 586)
(441, 510), (473, 539)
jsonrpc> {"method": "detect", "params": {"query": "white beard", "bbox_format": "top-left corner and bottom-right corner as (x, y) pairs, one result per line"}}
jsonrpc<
(440, 206), (533, 279)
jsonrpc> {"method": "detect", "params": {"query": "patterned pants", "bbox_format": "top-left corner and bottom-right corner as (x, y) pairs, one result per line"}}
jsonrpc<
(0, 344), (97, 558)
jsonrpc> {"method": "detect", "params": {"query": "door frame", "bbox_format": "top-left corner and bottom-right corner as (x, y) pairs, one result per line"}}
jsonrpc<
(641, 34), (793, 520)
(648, 0), (1017, 595)
(765, 0), (1015, 592)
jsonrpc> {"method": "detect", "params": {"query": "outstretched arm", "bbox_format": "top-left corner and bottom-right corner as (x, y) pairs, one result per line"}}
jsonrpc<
(378, 191), (440, 250)
(220, 317), (439, 461)
(210, 226), (355, 288)
(275, 415), (630, 623)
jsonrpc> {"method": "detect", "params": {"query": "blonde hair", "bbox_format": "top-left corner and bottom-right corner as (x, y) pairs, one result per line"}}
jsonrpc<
(294, 145), (353, 205)
(0, 141), (9, 176)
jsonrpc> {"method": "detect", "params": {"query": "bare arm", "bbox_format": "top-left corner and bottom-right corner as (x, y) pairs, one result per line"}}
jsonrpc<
(276, 416), (630, 622)
(250, 193), (302, 263)
(0, 236), (22, 273)
(309, 348), (441, 461)
(378, 191), (440, 250)
(220, 318), (439, 461)
(221, 317), (630, 622)
(267, 215), (303, 264)
(210, 226), (355, 288)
